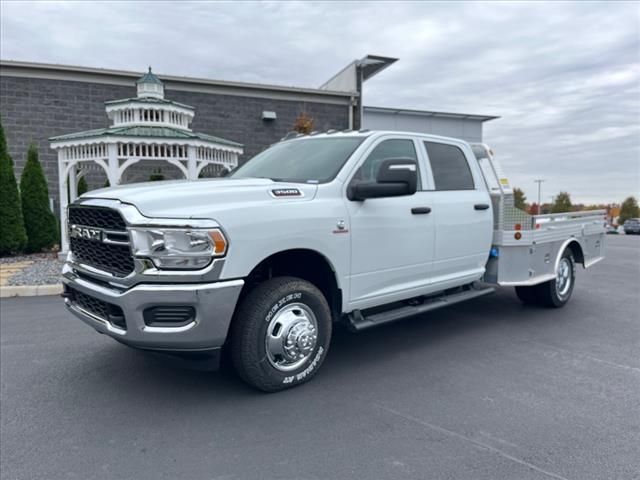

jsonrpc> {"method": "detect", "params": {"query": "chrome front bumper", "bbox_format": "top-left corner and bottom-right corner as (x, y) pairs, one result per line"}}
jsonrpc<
(61, 263), (244, 351)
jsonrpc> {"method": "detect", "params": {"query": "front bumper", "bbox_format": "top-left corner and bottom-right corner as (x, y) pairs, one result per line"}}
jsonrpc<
(61, 263), (244, 352)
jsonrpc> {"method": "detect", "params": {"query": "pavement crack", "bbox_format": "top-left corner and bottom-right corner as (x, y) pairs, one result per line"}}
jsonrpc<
(529, 341), (640, 374)
(374, 403), (571, 480)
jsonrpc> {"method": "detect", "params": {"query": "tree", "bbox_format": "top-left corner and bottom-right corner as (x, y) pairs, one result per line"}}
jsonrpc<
(0, 122), (27, 254)
(77, 176), (88, 196)
(67, 175), (89, 198)
(292, 111), (314, 134)
(20, 144), (58, 252)
(513, 187), (527, 211)
(618, 196), (639, 225)
(551, 191), (572, 213)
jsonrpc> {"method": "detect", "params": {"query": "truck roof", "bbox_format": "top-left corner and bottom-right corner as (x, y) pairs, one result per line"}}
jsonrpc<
(279, 129), (471, 145)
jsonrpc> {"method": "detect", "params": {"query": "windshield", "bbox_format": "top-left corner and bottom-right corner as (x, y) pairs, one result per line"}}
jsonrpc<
(230, 137), (365, 183)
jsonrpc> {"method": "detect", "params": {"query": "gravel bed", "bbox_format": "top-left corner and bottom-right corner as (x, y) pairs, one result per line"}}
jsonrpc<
(2, 253), (64, 286)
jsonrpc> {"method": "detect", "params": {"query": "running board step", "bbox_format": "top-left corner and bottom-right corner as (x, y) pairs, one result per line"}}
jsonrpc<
(347, 286), (495, 331)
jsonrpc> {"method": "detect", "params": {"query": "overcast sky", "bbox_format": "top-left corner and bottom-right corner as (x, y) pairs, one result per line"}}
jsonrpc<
(1, 1), (638, 204)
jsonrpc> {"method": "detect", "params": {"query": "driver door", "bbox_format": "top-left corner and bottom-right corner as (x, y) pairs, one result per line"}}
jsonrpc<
(345, 137), (435, 310)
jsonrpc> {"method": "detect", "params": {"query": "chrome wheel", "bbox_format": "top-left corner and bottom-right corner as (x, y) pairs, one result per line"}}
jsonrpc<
(555, 257), (572, 298)
(265, 303), (318, 372)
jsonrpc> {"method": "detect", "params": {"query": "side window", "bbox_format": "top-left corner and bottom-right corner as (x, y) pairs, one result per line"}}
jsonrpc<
(353, 139), (419, 184)
(424, 142), (475, 190)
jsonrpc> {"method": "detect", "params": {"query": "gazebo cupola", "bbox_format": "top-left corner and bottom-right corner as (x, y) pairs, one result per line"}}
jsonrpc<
(136, 67), (164, 99)
(50, 66), (243, 254)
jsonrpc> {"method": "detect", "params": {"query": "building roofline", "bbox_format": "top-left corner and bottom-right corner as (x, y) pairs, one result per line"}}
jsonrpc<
(364, 105), (499, 122)
(0, 59), (356, 104)
(319, 54), (398, 91)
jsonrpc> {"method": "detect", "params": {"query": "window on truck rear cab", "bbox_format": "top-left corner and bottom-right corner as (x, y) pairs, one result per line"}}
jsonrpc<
(424, 142), (475, 190)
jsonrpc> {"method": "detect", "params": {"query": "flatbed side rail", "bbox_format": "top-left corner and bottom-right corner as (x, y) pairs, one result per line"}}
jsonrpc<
(531, 210), (607, 230)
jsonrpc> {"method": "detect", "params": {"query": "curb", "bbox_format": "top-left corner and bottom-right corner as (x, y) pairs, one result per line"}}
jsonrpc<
(0, 284), (63, 298)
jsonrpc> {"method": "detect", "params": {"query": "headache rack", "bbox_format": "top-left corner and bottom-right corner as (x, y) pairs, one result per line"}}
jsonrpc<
(470, 144), (606, 286)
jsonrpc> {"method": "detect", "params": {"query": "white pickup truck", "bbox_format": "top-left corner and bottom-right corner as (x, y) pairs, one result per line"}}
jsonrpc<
(61, 131), (606, 391)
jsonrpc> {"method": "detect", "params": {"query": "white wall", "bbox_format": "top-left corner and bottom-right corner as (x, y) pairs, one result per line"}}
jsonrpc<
(363, 110), (484, 142)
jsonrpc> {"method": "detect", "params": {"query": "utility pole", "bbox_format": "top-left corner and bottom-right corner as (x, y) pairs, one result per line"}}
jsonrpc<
(534, 179), (545, 214)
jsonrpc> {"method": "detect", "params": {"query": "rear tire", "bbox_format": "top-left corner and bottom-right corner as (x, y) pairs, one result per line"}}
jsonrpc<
(230, 276), (332, 392)
(515, 285), (539, 305)
(536, 249), (575, 308)
(515, 249), (575, 308)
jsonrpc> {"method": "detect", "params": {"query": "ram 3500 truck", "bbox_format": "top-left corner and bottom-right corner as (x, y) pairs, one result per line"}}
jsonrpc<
(61, 131), (606, 391)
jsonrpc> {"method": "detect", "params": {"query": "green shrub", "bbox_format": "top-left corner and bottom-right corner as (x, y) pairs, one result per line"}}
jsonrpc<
(0, 122), (27, 254)
(67, 175), (89, 199)
(20, 144), (59, 252)
(149, 168), (165, 181)
(77, 176), (88, 196)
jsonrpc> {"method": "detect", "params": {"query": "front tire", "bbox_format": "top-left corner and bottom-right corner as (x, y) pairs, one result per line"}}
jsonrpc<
(230, 277), (332, 392)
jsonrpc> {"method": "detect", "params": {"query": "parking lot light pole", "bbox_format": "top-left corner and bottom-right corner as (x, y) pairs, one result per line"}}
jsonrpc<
(534, 179), (545, 214)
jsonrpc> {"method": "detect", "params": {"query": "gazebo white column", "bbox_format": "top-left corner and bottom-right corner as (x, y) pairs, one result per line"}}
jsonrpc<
(107, 144), (120, 185)
(69, 164), (78, 202)
(187, 145), (198, 179)
(57, 151), (70, 255)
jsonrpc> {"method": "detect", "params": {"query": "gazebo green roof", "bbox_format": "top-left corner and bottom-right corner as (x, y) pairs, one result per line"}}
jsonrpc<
(136, 67), (163, 85)
(49, 125), (243, 148)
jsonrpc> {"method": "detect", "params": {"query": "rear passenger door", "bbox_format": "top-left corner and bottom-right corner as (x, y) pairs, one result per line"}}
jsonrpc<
(346, 136), (436, 309)
(421, 140), (493, 287)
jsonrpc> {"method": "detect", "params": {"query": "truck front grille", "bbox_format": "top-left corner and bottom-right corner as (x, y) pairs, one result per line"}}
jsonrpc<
(70, 237), (135, 277)
(67, 286), (127, 330)
(69, 206), (127, 230)
(68, 206), (135, 277)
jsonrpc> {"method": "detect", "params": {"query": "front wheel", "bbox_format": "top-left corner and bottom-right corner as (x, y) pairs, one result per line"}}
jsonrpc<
(230, 277), (332, 392)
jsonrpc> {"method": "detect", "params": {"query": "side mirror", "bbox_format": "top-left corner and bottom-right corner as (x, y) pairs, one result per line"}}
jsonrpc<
(348, 158), (418, 201)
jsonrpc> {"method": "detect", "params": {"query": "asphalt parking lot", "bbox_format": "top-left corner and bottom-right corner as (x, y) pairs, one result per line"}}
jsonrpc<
(1, 235), (638, 480)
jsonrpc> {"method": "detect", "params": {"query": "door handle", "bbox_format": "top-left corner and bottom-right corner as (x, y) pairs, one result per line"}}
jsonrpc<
(474, 204), (490, 210)
(411, 207), (432, 215)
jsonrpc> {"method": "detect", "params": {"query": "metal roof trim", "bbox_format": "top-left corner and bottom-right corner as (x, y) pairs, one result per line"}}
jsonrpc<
(0, 59), (355, 98)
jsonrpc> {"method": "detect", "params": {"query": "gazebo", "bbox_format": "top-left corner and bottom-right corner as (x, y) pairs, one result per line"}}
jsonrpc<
(50, 67), (243, 253)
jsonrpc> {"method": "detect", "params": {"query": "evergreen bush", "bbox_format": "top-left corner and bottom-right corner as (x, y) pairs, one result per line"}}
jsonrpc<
(0, 122), (27, 254)
(20, 144), (59, 252)
(149, 168), (165, 181)
(77, 176), (88, 196)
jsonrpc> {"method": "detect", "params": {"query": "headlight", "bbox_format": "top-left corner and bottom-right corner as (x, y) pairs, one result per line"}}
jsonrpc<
(130, 228), (227, 270)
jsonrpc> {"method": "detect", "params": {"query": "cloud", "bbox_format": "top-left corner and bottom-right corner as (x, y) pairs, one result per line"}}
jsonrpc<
(1, 0), (638, 203)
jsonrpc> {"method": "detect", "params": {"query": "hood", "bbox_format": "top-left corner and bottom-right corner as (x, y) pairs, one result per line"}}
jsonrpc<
(82, 178), (318, 219)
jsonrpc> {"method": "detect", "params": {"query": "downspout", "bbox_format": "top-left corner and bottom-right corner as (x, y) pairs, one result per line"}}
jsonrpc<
(348, 95), (354, 130)
(355, 63), (363, 130)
